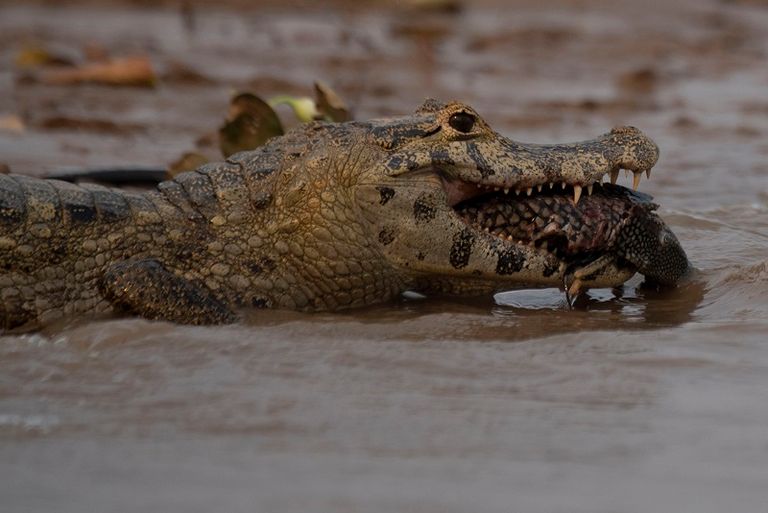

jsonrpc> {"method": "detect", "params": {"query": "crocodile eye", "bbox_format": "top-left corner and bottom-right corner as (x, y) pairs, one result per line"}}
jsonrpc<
(448, 112), (475, 133)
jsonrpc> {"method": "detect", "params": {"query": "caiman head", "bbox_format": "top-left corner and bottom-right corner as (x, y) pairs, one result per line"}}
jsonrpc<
(353, 99), (689, 298)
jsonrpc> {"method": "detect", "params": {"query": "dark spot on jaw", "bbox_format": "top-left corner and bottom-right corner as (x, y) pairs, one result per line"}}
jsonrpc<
(378, 228), (396, 245)
(450, 228), (475, 269)
(413, 194), (436, 223)
(386, 155), (403, 170)
(430, 148), (455, 168)
(466, 142), (493, 179)
(496, 248), (525, 275)
(377, 186), (395, 205)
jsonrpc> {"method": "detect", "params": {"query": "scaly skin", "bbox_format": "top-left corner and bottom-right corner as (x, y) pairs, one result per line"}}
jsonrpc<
(0, 100), (689, 330)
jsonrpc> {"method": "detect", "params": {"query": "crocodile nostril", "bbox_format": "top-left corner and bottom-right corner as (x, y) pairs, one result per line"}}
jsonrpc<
(448, 112), (475, 133)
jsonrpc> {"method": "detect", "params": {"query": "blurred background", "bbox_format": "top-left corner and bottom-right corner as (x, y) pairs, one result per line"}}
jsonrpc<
(1, 1), (767, 512)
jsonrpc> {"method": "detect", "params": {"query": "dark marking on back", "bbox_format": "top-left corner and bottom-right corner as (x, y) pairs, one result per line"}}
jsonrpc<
(450, 228), (475, 269)
(51, 180), (97, 224)
(377, 186), (395, 205)
(123, 192), (161, 223)
(12, 175), (61, 224)
(84, 185), (130, 222)
(158, 180), (203, 220)
(413, 194), (436, 223)
(378, 228), (396, 245)
(496, 248), (525, 275)
(175, 170), (218, 219)
(0, 175), (27, 225)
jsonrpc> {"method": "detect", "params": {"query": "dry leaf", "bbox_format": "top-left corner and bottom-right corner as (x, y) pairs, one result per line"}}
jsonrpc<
(0, 114), (25, 135)
(15, 44), (74, 69)
(314, 81), (351, 122)
(219, 93), (284, 157)
(40, 56), (156, 87)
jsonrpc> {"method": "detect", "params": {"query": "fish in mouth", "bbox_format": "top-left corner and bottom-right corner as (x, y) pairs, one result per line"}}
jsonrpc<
(364, 103), (691, 305)
(438, 166), (689, 302)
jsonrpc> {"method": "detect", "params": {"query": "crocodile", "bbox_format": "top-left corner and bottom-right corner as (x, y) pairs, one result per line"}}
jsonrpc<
(0, 99), (689, 330)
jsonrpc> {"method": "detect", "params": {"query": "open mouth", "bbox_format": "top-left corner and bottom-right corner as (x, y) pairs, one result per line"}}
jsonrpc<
(444, 174), (658, 280)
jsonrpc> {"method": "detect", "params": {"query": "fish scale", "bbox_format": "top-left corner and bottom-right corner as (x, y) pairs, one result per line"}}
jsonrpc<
(457, 185), (646, 256)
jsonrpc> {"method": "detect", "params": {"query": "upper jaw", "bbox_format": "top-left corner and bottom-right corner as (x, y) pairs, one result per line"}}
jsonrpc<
(441, 125), (659, 206)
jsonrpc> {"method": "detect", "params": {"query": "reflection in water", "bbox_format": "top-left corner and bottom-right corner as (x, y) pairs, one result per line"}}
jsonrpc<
(2, 0), (768, 512)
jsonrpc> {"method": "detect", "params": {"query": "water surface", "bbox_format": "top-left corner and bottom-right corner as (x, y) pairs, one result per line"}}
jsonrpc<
(1, 0), (767, 511)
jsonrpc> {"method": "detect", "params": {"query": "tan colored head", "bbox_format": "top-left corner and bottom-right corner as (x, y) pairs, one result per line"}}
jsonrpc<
(348, 99), (685, 296)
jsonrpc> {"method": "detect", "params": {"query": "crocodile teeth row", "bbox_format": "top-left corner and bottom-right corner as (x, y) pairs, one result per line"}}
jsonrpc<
(475, 167), (650, 205)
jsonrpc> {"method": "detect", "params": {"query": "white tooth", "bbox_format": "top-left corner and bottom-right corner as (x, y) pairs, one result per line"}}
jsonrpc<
(549, 182), (554, 189)
(537, 184), (543, 192)
(633, 172), (642, 190)
(494, 187), (500, 192)
(561, 182), (567, 189)
(610, 169), (619, 185)
(587, 184), (593, 196)
(645, 168), (652, 179)
(515, 189), (521, 195)
(526, 187), (532, 196)
(543, 221), (559, 234)
(504, 188), (509, 194)
(573, 184), (582, 204)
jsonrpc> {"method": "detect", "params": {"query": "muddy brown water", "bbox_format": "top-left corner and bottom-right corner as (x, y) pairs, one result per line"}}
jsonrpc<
(1, 1), (768, 511)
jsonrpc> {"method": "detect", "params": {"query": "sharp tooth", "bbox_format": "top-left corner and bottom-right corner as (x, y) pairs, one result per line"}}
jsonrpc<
(587, 184), (593, 196)
(543, 221), (558, 234)
(573, 184), (582, 204)
(610, 169), (619, 185)
(526, 187), (532, 196)
(624, 169), (630, 179)
(515, 189), (521, 195)
(537, 184), (543, 192)
(504, 188), (509, 194)
(645, 168), (652, 179)
(632, 172), (642, 190)
(549, 182), (554, 189)
(561, 182), (567, 189)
